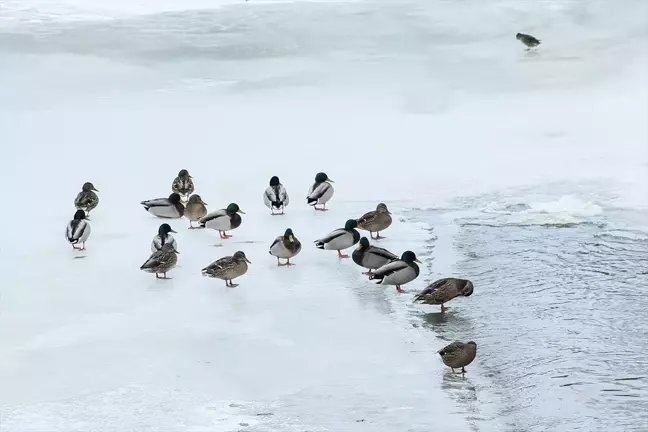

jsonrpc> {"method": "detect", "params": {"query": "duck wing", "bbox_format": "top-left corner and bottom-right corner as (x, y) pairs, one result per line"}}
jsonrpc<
(279, 184), (289, 206)
(373, 259), (408, 277)
(357, 210), (378, 226)
(140, 250), (173, 270)
(141, 198), (170, 209)
(307, 182), (331, 201)
(66, 219), (87, 243)
(199, 209), (227, 223)
(314, 228), (346, 245)
(367, 245), (398, 261)
(438, 341), (465, 356)
(202, 257), (235, 275)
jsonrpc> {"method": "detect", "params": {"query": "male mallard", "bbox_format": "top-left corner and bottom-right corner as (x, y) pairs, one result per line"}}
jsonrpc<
(74, 182), (99, 216)
(263, 176), (290, 215)
(369, 251), (421, 293)
(185, 194), (208, 228)
(141, 193), (185, 218)
(172, 169), (194, 200)
(352, 237), (398, 275)
(438, 341), (477, 374)
(151, 223), (178, 253)
(202, 251), (251, 287)
(356, 203), (392, 239)
(140, 242), (179, 279)
(306, 172), (334, 211)
(516, 32), (541, 50)
(269, 228), (302, 266)
(65, 209), (91, 251)
(199, 203), (245, 239)
(314, 219), (360, 259)
(413, 277), (474, 312)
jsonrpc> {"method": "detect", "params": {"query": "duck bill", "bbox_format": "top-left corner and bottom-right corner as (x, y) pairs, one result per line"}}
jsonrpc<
(237, 209), (246, 214)
(356, 244), (363, 250)
(415, 258), (422, 263)
(170, 229), (177, 233)
(289, 235), (294, 242)
(327, 178), (335, 183)
(245, 257), (252, 264)
(201, 200), (208, 205)
(93, 188), (99, 192)
(175, 250), (181, 254)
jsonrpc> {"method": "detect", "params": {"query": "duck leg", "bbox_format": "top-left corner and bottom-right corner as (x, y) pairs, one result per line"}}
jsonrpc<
(361, 270), (374, 275)
(375, 232), (386, 240)
(396, 285), (408, 293)
(441, 304), (450, 313)
(337, 250), (349, 259)
(226, 280), (239, 287)
(219, 231), (232, 239)
(284, 258), (294, 266)
(461, 367), (467, 374)
(79, 242), (86, 251)
(315, 204), (328, 212)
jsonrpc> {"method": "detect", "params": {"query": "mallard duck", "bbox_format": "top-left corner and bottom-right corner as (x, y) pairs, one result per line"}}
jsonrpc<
(306, 172), (334, 211)
(352, 237), (398, 275)
(314, 219), (360, 259)
(65, 209), (91, 251)
(74, 182), (99, 216)
(413, 277), (474, 312)
(151, 223), (177, 253)
(269, 228), (302, 266)
(199, 203), (245, 239)
(202, 251), (251, 287)
(516, 32), (541, 49)
(141, 193), (185, 218)
(369, 251), (421, 293)
(356, 203), (392, 239)
(171, 169), (194, 200)
(140, 242), (179, 279)
(438, 341), (477, 374)
(185, 194), (208, 228)
(263, 176), (290, 215)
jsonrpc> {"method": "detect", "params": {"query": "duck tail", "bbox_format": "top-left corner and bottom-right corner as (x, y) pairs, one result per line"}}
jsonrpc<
(307, 198), (317, 205)
(314, 241), (325, 249)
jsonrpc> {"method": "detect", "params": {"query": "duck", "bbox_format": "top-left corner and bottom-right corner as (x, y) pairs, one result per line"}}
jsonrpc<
(413, 277), (474, 312)
(516, 32), (541, 50)
(269, 228), (302, 266)
(263, 176), (290, 215)
(171, 169), (194, 200)
(438, 341), (477, 374)
(199, 203), (245, 239)
(369, 251), (421, 293)
(314, 219), (360, 259)
(65, 209), (91, 251)
(184, 194), (208, 228)
(74, 182), (99, 216)
(202, 251), (251, 287)
(352, 237), (398, 275)
(140, 242), (179, 279)
(356, 203), (392, 239)
(306, 172), (334, 211)
(141, 193), (185, 218)
(151, 223), (178, 253)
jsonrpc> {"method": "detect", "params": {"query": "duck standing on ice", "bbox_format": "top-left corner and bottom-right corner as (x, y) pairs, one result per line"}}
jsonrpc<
(171, 169), (194, 200)
(516, 32), (541, 50)
(314, 219), (360, 259)
(65, 209), (91, 251)
(141, 193), (185, 218)
(140, 243), (179, 279)
(369, 251), (421, 293)
(202, 251), (251, 287)
(269, 228), (302, 266)
(352, 237), (398, 275)
(199, 203), (245, 239)
(74, 182), (99, 216)
(356, 203), (392, 239)
(438, 341), (477, 374)
(306, 172), (334, 211)
(263, 176), (290, 215)
(184, 194), (208, 228)
(151, 223), (178, 253)
(413, 277), (474, 312)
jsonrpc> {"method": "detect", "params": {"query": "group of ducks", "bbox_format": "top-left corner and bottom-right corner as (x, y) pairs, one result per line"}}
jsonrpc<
(64, 169), (478, 374)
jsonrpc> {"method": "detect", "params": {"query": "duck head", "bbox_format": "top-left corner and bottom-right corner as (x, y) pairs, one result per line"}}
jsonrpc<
(269, 176), (280, 186)
(82, 182), (99, 192)
(283, 228), (295, 242)
(356, 237), (370, 250)
(168, 193), (182, 204)
(73, 209), (87, 220)
(462, 280), (474, 297)
(226, 203), (245, 214)
(188, 194), (207, 205)
(315, 172), (334, 183)
(178, 169), (192, 178)
(376, 203), (390, 214)
(401, 250), (422, 263)
(344, 219), (358, 230)
(158, 223), (176, 236)
(233, 250), (252, 263)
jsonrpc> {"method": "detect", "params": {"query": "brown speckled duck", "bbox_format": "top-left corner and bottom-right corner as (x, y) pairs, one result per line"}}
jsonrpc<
(202, 251), (251, 287)
(438, 341), (477, 374)
(413, 277), (474, 312)
(184, 194), (208, 228)
(356, 203), (392, 239)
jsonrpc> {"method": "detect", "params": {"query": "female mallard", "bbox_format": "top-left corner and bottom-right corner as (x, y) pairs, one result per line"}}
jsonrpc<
(140, 243), (179, 279)
(438, 341), (477, 374)
(413, 277), (474, 312)
(369, 251), (421, 293)
(202, 251), (251, 287)
(185, 194), (208, 228)
(306, 172), (334, 211)
(141, 193), (185, 218)
(65, 209), (91, 251)
(314, 219), (360, 259)
(151, 223), (177, 253)
(516, 32), (541, 50)
(74, 182), (99, 216)
(352, 237), (398, 275)
(269, 228), (302, 266)
(172, 169), (194, 200)
(356, 203), (392, 239)
(199, 203), (245, 239)
(263, 176), (290, 215)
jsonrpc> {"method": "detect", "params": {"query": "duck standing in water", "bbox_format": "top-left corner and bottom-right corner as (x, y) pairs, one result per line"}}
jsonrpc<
(74, 182), (99, 216)
(151, 223), (178, 253)
(269, 228), (302, 266)
(438, 341), (477, 374)
(314, 219), (360, 259)
(65, 209), (91, 251)
(199, 203), (245, 239)
(140, 243), (179, 279)
(184, 194), (208, 228)
(263, 176), (290, 215)
(141, 193), (185, 218)
(202, 251), (251, 287)
(356, 203), (392, 239)
(413, 277), (474, 312)
(352, 237), (398, 275)
(306, 172), (334, 211)
(516, 32), (541, 50)
(369, 251), (421, 293)
(172, 169), (194, 200)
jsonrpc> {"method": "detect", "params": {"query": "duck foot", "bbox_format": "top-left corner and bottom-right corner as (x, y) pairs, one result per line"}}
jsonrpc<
(362, 271), (374, 275)
(226, 281), (239, 287)
(219, 232), (233, 239)
(278, 261), (295, 267)
(396, 285), (408, 293)
(314, 205), (328, 211)
(441, 305), (450, 312)
(337, 251), (349, 259)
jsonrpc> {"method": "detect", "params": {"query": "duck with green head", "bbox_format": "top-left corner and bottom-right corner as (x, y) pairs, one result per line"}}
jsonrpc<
(65, 209), (91, 251)
(352, 237), (398, 275)
(314, 219), (360, 259)
(269, 228), (302, 266)
(151, 223), (177, 253)
(307, 172), (334, 211)
(141, 193), (185, 218)
(264, 176), (290, 215)
(199, 203), (245, 239)
(369, 251), (422, 293)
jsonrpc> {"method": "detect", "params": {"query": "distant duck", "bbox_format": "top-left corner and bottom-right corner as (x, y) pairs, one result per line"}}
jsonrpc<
(141, 193), (185, 218)
(413, 277), (474, 312)
(438, 341), (477, 374)
(269, 228), (302, 266)
(369, 251), (421, 293)
(171, 169), (194, 200)
(202, 251), (251, 287)
(352, 237), (398, 275)
(306, 172), (334, 211)
(151, 223), (178, 253)
(199, 203), (245, 239)
(74, 182), (99, 216)
(65, 209), (91, 251)
(263, 176), (290, 215)
(314, 219), (360, 259)
(356, 203), (392, 239)
(184, 194), (208, 228)
(140, 243), (179, 279)
(516, 32), (541, 49)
